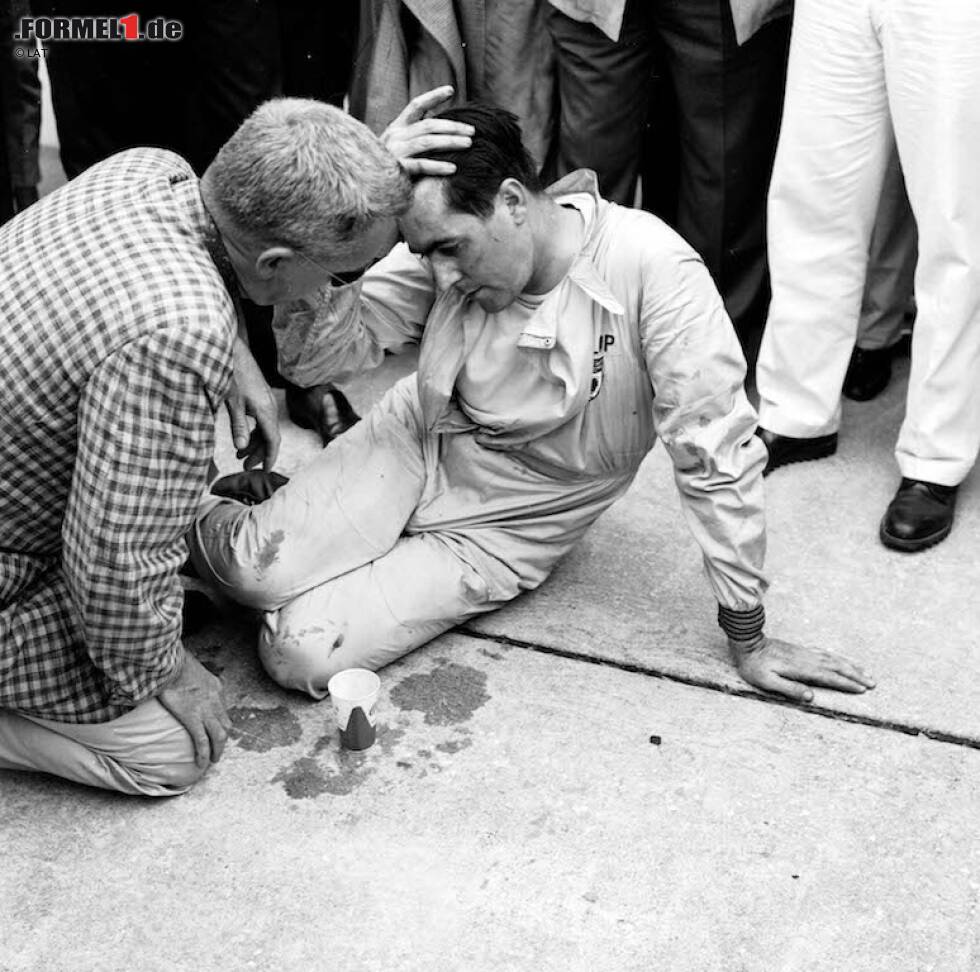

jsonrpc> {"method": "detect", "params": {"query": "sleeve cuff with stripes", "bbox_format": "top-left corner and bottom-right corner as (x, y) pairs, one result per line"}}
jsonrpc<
(717, 603), (765, 642)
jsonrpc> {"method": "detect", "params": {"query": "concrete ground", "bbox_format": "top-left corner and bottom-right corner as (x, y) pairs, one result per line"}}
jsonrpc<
(5, 107), (979, 971)
(3, 346), (980, 972)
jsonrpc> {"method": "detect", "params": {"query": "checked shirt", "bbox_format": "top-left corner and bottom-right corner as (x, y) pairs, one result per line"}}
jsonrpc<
(0, 149), (235, 723)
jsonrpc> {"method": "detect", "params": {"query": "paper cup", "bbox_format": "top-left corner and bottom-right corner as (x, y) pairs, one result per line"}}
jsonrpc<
(327, 668), (380, 751)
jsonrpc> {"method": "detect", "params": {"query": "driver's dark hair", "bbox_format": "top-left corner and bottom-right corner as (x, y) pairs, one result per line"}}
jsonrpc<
(422, 103), (542, 218)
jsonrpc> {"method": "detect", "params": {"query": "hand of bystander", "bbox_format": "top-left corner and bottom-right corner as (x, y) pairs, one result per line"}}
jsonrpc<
(158, 653), (232, 769)
(380, 86), (475, 177)
(226, 336), (281, 471)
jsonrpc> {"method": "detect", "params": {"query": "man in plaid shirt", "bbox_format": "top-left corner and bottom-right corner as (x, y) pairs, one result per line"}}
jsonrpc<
(0, 91), (465, 796)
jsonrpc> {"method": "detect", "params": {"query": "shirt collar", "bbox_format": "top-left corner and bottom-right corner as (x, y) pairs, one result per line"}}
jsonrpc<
(514, 170), (624, 350)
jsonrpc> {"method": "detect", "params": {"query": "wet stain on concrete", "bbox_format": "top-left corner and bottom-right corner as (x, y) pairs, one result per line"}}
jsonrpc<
(228, 705), (303, 752)
(379, 725), (406, 755)
(273, 756), (371, 799)
(275, 758), (332, 799)
(435, 737), (473, 755)
(389, 662), (490, 726)
(272, 718), (464, 799)
(311, 732), (333, 756)
(272, 749), (370, 800)
(255, 529), (286, 575)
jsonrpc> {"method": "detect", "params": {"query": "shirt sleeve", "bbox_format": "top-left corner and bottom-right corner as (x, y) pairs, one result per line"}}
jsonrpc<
(638, 245), (769, 610)
(61, 321), (231, 708)
(273, 242), (437, 387)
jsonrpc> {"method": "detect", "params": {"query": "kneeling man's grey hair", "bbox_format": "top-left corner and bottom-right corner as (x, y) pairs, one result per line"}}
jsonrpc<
(207, 98), (410, 258)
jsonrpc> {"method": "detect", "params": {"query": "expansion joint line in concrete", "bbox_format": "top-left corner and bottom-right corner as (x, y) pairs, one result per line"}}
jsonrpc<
(458, 627), (980, 753)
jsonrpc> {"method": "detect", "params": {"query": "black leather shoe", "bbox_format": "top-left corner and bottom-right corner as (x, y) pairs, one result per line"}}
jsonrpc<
(285, 382), (361, 446)
(880, 478), (958, 552)
(211, 470), (290, 506)
(843, 345), (893, 402)
(757, 428), (838, 476)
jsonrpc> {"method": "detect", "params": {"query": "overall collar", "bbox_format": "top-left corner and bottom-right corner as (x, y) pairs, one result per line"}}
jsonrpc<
(516, 169), (624, 352)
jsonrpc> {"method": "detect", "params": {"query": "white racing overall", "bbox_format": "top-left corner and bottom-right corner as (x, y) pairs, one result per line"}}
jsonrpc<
(192, 172), (768, 697)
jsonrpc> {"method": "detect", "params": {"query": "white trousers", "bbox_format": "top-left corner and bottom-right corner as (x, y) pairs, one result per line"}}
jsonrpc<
(0, 699), (203, 796)
(859, 146), (916, 351)
(757, 0), (980, 485)
(191, 377), (632, 699)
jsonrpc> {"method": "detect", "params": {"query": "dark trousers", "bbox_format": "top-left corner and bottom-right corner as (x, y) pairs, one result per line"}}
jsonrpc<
(278, 0), (359, 107)
(545, 0), (790, 364)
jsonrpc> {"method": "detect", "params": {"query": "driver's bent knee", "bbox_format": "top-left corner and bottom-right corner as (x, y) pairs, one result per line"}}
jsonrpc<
(258, 620), (352, 700)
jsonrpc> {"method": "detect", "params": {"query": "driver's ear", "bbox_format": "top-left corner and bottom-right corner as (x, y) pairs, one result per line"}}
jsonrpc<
(498, 178), (529, 224)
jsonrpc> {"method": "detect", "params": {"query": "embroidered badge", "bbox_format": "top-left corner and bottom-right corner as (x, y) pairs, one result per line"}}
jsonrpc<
(590, 354), (605, 401)
(590, 333), (615, 401)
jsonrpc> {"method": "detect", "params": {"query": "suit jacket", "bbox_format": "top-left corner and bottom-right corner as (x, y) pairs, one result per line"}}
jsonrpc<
(349, 0), (555, 167)
(547, 0), (792, 45)
(350, 0), (478, 132)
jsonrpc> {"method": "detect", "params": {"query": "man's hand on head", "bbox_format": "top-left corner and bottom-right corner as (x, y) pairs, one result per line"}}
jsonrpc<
(158, 652), (232, 769)
(381, 86), (475, 177)
(729, 634), (876, 703)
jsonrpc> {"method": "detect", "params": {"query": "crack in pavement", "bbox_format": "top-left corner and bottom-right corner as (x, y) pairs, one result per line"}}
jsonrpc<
(458, 627), (980, 753)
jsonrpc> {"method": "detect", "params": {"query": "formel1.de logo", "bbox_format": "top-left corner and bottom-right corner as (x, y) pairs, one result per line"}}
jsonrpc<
(14, 14), (183, 43)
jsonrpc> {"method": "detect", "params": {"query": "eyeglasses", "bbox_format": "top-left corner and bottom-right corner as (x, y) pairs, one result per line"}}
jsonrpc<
(294, 248), (374, 289)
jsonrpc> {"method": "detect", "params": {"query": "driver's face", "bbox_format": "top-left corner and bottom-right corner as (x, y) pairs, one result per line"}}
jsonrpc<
(399, 178), (533, 313)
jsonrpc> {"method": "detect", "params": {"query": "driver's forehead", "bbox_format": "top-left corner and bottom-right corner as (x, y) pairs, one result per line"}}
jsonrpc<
(400, 179), (486, 253)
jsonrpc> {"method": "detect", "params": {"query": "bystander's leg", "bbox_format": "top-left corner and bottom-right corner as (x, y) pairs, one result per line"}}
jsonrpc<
(0, 699), (203, 796)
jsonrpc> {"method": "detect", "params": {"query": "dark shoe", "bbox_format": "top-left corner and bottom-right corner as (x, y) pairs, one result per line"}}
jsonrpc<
(843, 345), (893, 402)
(211, 470), (290, 506)
(757, 428), (838, 476)
(285, 382), (360, 446)
(880, 478), (958, 552)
